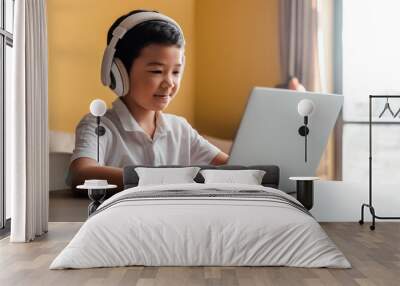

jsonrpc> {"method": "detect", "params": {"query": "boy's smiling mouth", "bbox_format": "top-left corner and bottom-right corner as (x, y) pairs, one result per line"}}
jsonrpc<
(154, 94), (170, 102)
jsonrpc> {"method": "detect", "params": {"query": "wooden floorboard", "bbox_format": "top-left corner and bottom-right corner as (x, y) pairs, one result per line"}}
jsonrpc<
(1, 222), (399, 285)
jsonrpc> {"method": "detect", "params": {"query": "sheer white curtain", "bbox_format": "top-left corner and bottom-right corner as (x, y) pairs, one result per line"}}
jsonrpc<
(7, 0), (49, 242)
(279, 0), (322, 91)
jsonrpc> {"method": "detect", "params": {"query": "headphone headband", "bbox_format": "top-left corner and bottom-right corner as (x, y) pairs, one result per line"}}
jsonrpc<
(101, 11), (185, 88)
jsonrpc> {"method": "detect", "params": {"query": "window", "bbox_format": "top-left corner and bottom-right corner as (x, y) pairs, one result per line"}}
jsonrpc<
(1, 0), (14, 231)
(342, 0), (400, 183)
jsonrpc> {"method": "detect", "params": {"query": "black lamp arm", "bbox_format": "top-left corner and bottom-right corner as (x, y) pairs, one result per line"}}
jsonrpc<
(94, 117), (106, 163)
(298, 116), (310, 162)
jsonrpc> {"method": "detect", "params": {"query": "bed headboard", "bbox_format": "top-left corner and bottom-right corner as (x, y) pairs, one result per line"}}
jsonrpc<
(123, 165), (279, 189)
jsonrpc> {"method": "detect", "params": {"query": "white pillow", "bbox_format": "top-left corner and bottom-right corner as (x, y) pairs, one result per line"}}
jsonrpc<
(135, 167), (201, 186)
(200, 169), (266, 185)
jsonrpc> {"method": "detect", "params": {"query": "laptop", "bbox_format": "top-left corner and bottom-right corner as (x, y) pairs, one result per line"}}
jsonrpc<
(228, 87), (343, 193)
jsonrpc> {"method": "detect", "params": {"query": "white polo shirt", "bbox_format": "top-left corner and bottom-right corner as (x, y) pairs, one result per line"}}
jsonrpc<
(70, 98), (221, 167)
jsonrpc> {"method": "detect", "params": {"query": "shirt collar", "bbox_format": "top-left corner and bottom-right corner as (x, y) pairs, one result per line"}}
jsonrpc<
(112, 98), (172, 134)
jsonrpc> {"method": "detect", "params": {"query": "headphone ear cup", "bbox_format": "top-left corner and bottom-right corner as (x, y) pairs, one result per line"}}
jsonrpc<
(110, 58), (130, 97)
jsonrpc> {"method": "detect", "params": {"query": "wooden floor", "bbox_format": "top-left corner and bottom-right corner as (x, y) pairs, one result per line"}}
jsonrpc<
(1, 222), (399, 286)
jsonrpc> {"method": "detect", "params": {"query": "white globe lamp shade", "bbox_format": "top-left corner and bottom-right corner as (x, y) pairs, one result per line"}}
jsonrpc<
(297, 99), (315, 116)
(90, 99), (107, 117)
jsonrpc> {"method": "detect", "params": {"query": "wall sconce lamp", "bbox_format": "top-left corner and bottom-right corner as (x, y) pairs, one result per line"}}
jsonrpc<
(80, 99), (117, 216)
(297, 99), (315, 162)
(90, 99), (107, 163)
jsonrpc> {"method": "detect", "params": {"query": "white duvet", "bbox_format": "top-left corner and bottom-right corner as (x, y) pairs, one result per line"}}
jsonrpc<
(50, 183), (351, 269)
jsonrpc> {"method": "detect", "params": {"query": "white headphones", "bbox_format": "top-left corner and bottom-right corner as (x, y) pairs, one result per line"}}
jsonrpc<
(101, 11), (185, 97)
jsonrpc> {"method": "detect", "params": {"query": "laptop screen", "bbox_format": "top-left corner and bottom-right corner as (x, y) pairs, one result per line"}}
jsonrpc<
(228, 87), (343, 193)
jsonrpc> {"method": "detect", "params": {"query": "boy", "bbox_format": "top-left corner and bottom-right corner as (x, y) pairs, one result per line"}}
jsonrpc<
(69, 10), (229, 188)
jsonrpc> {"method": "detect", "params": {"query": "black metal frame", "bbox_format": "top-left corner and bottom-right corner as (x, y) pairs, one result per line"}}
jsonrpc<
(359, 95), (400, 230)
(0, 0), (5, 230)
(0, 0), (14, 232)
(0, 218), (10, 238)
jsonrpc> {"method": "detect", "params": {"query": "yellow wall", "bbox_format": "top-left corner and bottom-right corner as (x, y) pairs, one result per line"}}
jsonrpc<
(47, 0), (196, 132)
(47, 0), (280, 138)
(194, 0), (280, 139)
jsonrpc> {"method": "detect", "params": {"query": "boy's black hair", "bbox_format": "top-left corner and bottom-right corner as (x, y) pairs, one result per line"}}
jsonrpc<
(107, 10), (184, 74)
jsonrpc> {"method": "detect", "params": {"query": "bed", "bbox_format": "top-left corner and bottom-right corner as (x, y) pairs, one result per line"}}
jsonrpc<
(50, 165), (350, 269)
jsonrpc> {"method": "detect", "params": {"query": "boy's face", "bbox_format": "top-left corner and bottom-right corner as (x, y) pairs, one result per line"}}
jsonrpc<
(127, 44), (184, 111)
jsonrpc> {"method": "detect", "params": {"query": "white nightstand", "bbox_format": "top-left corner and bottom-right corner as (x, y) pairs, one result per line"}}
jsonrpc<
(289, 177), (319, 210)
